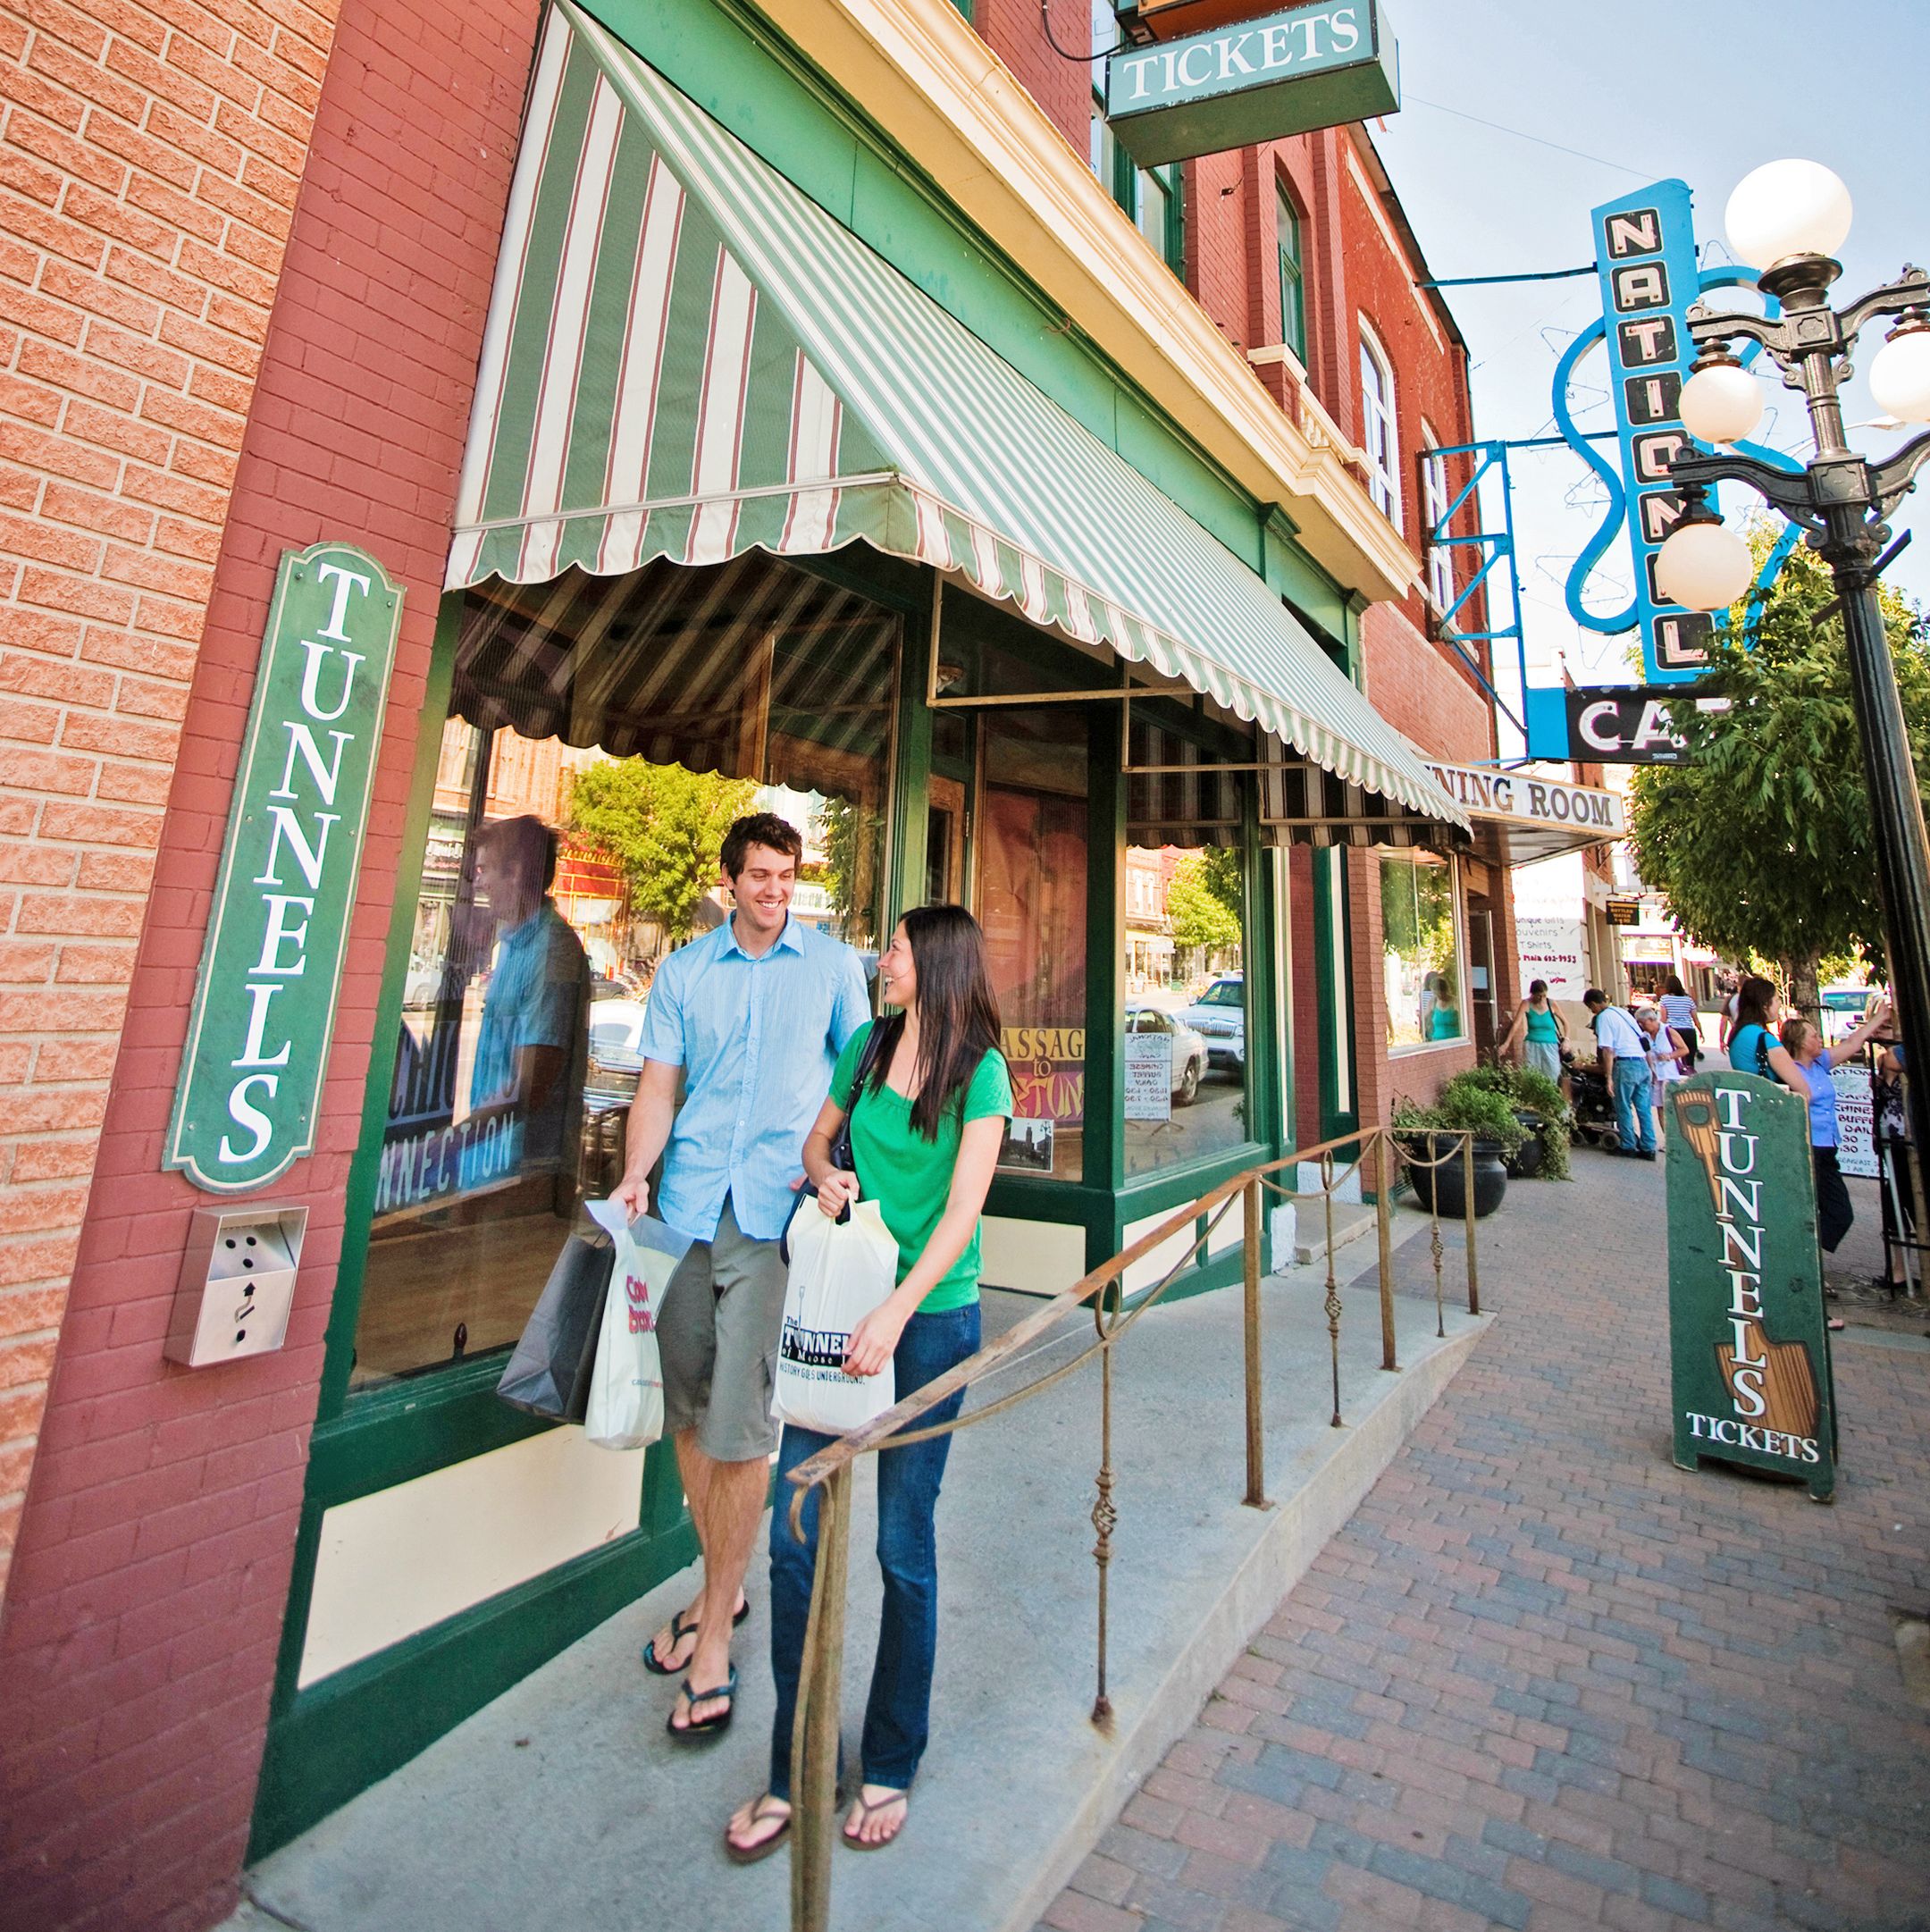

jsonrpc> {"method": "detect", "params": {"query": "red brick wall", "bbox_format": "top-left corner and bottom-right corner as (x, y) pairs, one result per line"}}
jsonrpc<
(0, 0), (347, 1609)
(977, 0), (1090, 156)
(1359, 600), (1492, 765)
(0, 0), (538, 1925)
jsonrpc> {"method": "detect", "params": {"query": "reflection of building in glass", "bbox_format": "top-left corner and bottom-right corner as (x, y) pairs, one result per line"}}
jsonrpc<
(1124, 846), (1173, 992)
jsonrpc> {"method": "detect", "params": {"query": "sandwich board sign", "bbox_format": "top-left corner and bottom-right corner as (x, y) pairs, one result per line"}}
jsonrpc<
(1666, 1071), (1836, 1501)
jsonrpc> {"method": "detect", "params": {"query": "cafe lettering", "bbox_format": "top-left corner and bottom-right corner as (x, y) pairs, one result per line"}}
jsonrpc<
(164, 542), (404, 1193)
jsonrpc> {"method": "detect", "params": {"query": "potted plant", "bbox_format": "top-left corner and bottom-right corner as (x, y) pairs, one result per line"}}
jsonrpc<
(1439, 1062), (1572, 1183)
(1391, 1083), (1524, 1218)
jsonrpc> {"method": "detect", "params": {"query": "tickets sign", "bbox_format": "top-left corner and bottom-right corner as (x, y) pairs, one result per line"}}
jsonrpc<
(1106, 0), (1397, 168)
(164, 543), (404, 1192)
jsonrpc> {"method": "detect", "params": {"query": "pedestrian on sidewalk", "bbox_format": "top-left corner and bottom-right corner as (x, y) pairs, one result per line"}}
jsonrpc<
(1658, 971), (1701, 1069)
(1585, 987), (1656, 1159)
(614, 813), (870, 1739)
(1638, 1005), (1689, 1147)
(1773, 1002), (1892, 1259)
(1502, 978), (1568, 1088)
(1725, 974), (1780, 1076)
(726, 904), (1012, 1863)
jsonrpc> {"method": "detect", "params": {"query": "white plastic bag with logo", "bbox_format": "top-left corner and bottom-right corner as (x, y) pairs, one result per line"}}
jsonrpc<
(581, 1198), (691, 1450)
(773, 1197), (900, 1437)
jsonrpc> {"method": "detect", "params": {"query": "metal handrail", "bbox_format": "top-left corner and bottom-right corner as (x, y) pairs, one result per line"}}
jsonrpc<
(780, 1124), (1484, 1931)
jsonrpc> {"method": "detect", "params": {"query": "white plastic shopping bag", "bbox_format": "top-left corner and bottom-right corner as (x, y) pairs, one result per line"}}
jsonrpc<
(581, 1199), (691, 1450)
(773, 1197), (901, 1436)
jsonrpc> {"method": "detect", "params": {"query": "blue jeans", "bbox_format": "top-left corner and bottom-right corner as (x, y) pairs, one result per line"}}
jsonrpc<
(768, 1301), (980, 1800)
(1612, 1056), (1656, 1153)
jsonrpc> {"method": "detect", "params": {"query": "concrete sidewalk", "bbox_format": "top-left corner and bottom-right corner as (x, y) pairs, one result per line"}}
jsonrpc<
(228, 1205), (1484, 1932)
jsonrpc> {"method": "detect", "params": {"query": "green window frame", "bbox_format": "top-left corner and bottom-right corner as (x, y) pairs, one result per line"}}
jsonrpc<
(1090, 88), (1183, 275)
(1275, 181), (1305, 361)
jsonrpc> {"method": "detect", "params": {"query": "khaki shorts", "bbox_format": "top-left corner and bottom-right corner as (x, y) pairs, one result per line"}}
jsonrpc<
(656, 1194), (789, 1463)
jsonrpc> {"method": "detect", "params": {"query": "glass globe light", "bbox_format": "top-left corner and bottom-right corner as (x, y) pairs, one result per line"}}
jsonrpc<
(1656, 520), (1754, 611)
(1724, 160), (1852, 269)
(1868, 323), (1930, 424)
(1678, 362), (1765, 444)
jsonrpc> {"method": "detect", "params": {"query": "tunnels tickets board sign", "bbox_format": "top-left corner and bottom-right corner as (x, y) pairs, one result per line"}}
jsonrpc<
(1106, 0), (1397, 168)
(164, 543), (404, 1192)
(1666, 1072), (1835, 1500)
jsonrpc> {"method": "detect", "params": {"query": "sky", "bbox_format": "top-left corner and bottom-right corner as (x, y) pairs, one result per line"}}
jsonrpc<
(1364, 0), (1930, 743)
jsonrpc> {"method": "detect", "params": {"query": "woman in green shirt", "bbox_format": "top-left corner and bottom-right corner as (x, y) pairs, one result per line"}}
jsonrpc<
(726, 904), (1011, 1864)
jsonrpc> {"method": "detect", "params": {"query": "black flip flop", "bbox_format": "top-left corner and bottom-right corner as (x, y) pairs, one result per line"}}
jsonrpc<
(642, 1596), (750, 1675)
(725, 1794), (793, 1866)
(667, 1666), (738, 1739)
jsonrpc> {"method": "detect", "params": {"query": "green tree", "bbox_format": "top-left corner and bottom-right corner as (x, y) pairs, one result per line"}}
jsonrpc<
(1167, 853), (1242, 952)
(1628, 523), (1930, 1017)
(566, 759), (758, 945)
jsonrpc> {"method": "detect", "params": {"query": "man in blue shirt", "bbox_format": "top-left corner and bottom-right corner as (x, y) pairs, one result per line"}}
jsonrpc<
(614, 812), (868, 1739)
(464, 816), (590, 1189)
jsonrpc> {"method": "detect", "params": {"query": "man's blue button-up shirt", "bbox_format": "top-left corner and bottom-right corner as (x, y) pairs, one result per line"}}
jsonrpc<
(640, 913), (870, 1243)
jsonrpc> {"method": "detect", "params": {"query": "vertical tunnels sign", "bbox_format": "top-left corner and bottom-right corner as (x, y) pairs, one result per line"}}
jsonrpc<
(164, 542), (403, 1193)
(1666, 1071), (1836, 1501)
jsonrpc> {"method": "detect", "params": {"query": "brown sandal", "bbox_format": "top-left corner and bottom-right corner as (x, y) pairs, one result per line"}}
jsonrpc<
(725, 1793), (792, 1865)
(841, 1787), (908, 1851)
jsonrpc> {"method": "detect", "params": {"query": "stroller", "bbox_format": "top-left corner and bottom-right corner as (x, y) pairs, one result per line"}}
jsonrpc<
(1564, 1052), (1620, 1149)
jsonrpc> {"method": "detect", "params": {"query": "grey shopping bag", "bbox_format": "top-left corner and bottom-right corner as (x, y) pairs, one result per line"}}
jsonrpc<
(496, 1232), (613, 1421)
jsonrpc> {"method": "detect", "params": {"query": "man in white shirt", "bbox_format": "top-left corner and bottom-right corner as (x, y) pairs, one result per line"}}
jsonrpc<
(1585, 987), (1657, 1160)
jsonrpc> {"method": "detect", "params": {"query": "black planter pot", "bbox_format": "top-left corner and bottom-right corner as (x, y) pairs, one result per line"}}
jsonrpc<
(1505, 1112), (1545, 1179)
(1399, 1133), (1510, 1217)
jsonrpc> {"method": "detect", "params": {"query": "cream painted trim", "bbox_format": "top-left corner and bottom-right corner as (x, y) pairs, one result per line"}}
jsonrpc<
(1247, 342), (1308, 378)
(980, 1214), (1087, 1296)
(1343, 147), (1445, 354)
(298, 1428), (647, 1687)
(742, 0), (1420, 603)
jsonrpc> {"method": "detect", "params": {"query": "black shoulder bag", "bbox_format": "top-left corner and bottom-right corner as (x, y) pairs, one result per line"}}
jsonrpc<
(779, 1020), (888, 1265)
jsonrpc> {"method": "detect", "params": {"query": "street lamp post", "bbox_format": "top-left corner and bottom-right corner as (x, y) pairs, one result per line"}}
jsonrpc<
(1656, 161), (1930, 1168)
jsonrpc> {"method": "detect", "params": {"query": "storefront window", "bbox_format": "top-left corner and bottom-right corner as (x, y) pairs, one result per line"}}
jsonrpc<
(1122, 845), (1248, 1178)
(981, 710), (1087, 1182)
(352, 553), (898, 1386)
(1381, 851), (1464, 1051)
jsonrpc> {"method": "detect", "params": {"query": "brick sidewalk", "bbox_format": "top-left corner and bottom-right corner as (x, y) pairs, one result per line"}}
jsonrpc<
(1043, 1147), (1930, 1932)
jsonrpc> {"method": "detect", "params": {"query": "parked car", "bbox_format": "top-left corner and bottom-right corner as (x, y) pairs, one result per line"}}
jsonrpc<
(1126, 1004), (1208, 1106)
(584, 995), (650, 1111)
(1179, 974), (1245, 1071)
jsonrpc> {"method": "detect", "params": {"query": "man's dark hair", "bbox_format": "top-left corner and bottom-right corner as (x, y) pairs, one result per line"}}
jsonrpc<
(1582, 987), (1607, 1009)
(476, 814), (558, 890)
(720, 812), (803, 879)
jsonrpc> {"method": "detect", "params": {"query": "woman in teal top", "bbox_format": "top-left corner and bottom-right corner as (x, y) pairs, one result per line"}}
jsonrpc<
(727, 904), (1011, 1864)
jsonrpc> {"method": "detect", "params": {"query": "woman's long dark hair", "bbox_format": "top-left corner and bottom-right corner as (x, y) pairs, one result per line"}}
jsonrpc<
(863, 903), (1003, 1139)
(1664, 971), (1687, 998)
(1733, 974), (1777, 1033)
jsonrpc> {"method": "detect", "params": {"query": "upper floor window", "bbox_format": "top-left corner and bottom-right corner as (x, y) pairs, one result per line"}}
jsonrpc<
(1358, 327), (1399, 525)
(1275, 182), (1305, 362)
(1421, 425), (1454, 613)
(1090, 21), (1182, 277)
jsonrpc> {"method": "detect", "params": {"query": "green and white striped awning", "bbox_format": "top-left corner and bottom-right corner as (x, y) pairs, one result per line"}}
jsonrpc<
(448, 0), (1468, 830)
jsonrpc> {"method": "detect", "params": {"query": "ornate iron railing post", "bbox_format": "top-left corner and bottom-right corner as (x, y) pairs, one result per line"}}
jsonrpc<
(1092, 1334), (1117, 1727)
(1375, 1130), (1397, 1373)
(1462, 1130), (1481, 1316)
(1243, 1175), (1267, 1508)
(790, 1466), (851, 1932)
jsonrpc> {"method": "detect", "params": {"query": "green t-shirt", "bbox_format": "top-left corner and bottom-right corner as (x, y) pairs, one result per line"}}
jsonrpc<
(830, 1020), (1014, 1313)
